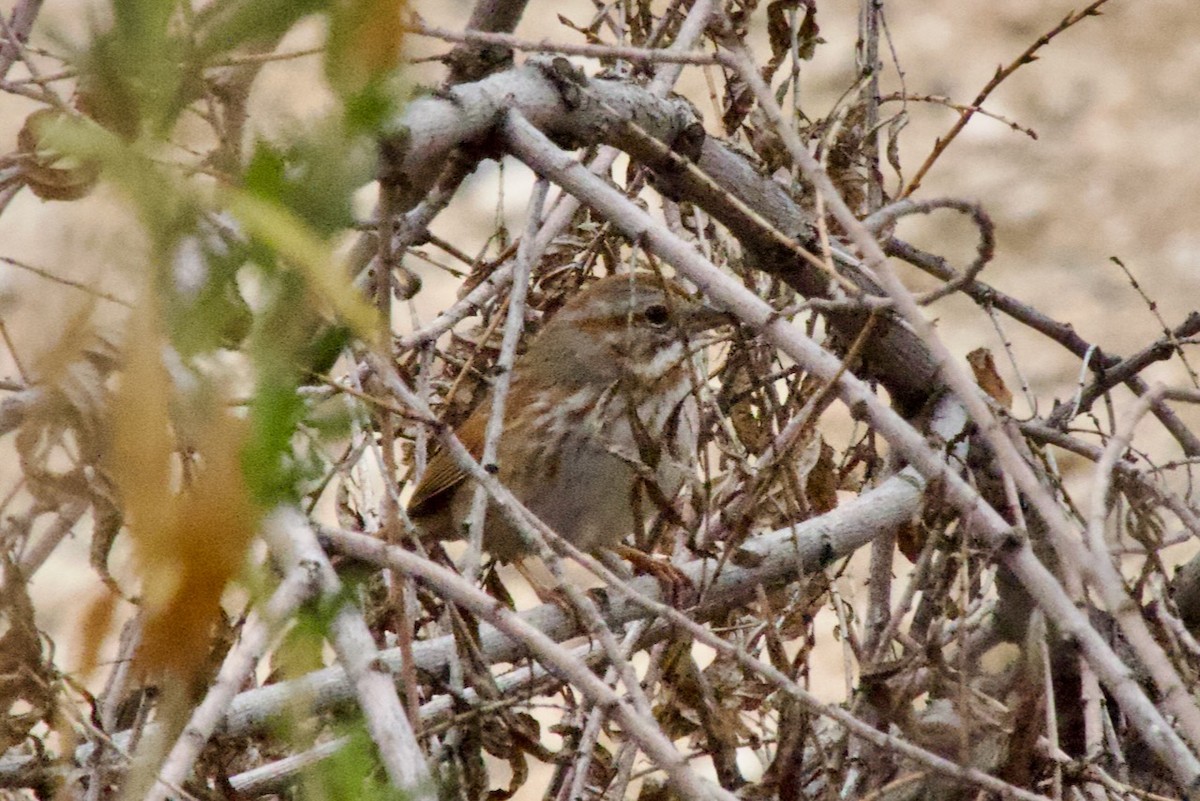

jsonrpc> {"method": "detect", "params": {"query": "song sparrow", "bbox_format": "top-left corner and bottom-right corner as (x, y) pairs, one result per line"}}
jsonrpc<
(407, 272), (727, 564)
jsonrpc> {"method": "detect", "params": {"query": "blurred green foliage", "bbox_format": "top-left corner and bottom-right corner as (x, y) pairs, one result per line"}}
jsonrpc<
(22, 0), (413, 789)
(49, 0), (404, 510)
(299, 720), (416, 801)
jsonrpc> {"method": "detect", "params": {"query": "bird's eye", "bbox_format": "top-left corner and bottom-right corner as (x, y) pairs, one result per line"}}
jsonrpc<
(644, 303), (671, 327)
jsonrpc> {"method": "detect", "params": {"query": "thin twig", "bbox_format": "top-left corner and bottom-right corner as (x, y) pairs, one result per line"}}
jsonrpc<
(900, 0), (1111, 195)
(462, 179), (548, 579)
(409, 18), (725, 67)
(879, 91), (1038, 139)
(0, 0), (44, 81)
(886, 238), (1200, 455)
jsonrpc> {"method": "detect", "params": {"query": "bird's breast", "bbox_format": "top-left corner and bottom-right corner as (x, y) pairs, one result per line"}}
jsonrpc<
(487, 377), (698, 554)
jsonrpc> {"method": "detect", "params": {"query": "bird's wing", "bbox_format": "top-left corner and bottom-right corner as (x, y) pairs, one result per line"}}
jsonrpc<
(407, 407), (486, 518)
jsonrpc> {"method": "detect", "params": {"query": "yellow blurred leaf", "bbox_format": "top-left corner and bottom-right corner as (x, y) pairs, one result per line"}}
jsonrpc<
(110, 294), (174, 544)
(326, 0), (406, 96)
(136, 409), (257, 678)
(77, 588), (119, 679)
(225, 189), (379, 340)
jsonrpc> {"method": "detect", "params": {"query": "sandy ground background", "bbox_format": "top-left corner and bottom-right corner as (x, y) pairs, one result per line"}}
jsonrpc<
(1, 0), (1199, 791)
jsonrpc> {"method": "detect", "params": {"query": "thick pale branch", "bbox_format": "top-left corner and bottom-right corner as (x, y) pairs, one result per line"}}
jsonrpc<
(377, 60), (940, 412)
(260, 509), (434, 798)
(321, 505), (1054, 801)
(317, 542), (735, 801)
(228, 646), (586, 796)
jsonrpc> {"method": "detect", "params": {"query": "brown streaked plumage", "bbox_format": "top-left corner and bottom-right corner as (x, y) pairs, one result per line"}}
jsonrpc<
(407, 273), (727, 562)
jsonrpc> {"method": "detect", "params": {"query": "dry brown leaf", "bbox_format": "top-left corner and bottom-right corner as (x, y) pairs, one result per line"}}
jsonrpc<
(16, 109), (100, 201)
(0, 557), (55, 753)
(804, 438), (839, 514)
(896, 519), (926, 563)
(966, 347), (1012, 410)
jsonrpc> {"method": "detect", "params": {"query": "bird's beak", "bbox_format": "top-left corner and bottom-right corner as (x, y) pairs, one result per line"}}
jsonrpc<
(684, 304), (737, 334)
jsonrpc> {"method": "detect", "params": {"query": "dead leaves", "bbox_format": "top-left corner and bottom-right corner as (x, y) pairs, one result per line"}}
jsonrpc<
(966, 347), (1012, 410)
(0, 557), (56, 755)
(107, 294), (259, 681)
(8, 313), (127, 585)
(8, 109), (100, 202)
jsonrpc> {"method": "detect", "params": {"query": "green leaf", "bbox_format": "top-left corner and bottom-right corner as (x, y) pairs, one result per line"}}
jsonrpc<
(342, 80), (396, 134)
(300, 717), (417, 801)
(243, 133), (373, 234)
(166, 234), (254, 355)
(192, 0), (330, 62)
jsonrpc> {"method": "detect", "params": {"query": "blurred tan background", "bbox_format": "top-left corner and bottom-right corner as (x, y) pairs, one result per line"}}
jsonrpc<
(1, 0), (1199, 785)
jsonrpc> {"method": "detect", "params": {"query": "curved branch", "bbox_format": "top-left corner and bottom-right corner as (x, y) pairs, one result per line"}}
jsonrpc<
(861, 197), (995, 305)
